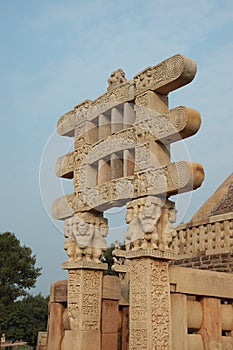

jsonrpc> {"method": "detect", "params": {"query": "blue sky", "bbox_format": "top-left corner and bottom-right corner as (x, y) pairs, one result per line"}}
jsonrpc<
(1, 0), (233, 296)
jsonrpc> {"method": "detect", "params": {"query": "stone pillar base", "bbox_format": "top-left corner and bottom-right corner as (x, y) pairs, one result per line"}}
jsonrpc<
(61, 330), (100, 350)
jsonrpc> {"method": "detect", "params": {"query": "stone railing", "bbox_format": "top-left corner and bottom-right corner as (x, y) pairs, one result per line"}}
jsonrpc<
(172, 212), (233, 257)
(170, 266), (233, 349)
(36, 332), (47, 350)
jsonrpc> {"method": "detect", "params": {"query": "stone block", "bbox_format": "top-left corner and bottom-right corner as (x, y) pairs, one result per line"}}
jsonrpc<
(121, 307), (129, 350)
(47, 303), (65, 350)
(36, 332), (47, 350)
(102, 275), (121, 300)
(102, 299), (119, 333)
(221, 304), (233, 331)
(102, 333), (118, 350)
(213, 263), (228, 269)
(201, 255), (210, 261)
(135, 90), (168, 115)
(187, 300), (202, 330)
(187, 334), (204, 350)
(80, 331), (101, 350)
(119, 280), (129, 306)
(200, 265), (210, 270)
(169, 266), (233, 298)
(199, 297), (222, 348)
(61, 330), (101, 350)
(222, 336), (233, 349)
(50, 280), (67, 303)
(61, 330), (79, 350)
(201, 259), (211, 264)
(171, 293), (187, 350)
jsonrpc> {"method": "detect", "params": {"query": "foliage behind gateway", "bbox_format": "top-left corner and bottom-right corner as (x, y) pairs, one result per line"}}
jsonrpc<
(0, 232), (48, 347)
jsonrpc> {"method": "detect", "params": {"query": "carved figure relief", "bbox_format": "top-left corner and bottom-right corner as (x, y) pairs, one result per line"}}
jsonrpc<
(73, 217), (94, 261)
(115, 179), (134, 200)
(86, 132), (136, 165)
(64, 213), (108, 263)
(125, 196), (164, 251)
(135, 145), (150, 170)
(107, 68), (127, 90)
(158, 200), (177, 250)
(139, 197), (163, 249)
(125, 197), (177, 251)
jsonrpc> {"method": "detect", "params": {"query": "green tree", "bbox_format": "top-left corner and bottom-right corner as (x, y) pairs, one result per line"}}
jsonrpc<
(0, 232), (43, 344)
(2, 294), (49, 347)
(103, 242), (125, 276)
(103, 243), (116, 276)
(0, 232), (41, 305)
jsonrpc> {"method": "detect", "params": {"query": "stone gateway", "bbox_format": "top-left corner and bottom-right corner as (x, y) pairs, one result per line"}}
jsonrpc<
(48, 54), (207, 350)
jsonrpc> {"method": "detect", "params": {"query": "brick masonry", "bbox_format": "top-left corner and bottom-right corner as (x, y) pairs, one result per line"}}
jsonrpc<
(170, 252), (233, 274)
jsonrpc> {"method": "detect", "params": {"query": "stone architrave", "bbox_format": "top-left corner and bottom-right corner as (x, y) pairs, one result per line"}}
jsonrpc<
(52, 161), (203, 218)
(56, 54), (196, 137)
(55, 105), (201, 178)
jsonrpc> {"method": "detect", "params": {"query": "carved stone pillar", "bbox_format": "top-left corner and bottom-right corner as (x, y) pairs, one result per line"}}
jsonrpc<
(62, 212), (108, 350)
(61, 264), (107, 350)
(124, 196), (175, 350)
(127, 256), (172, 349)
